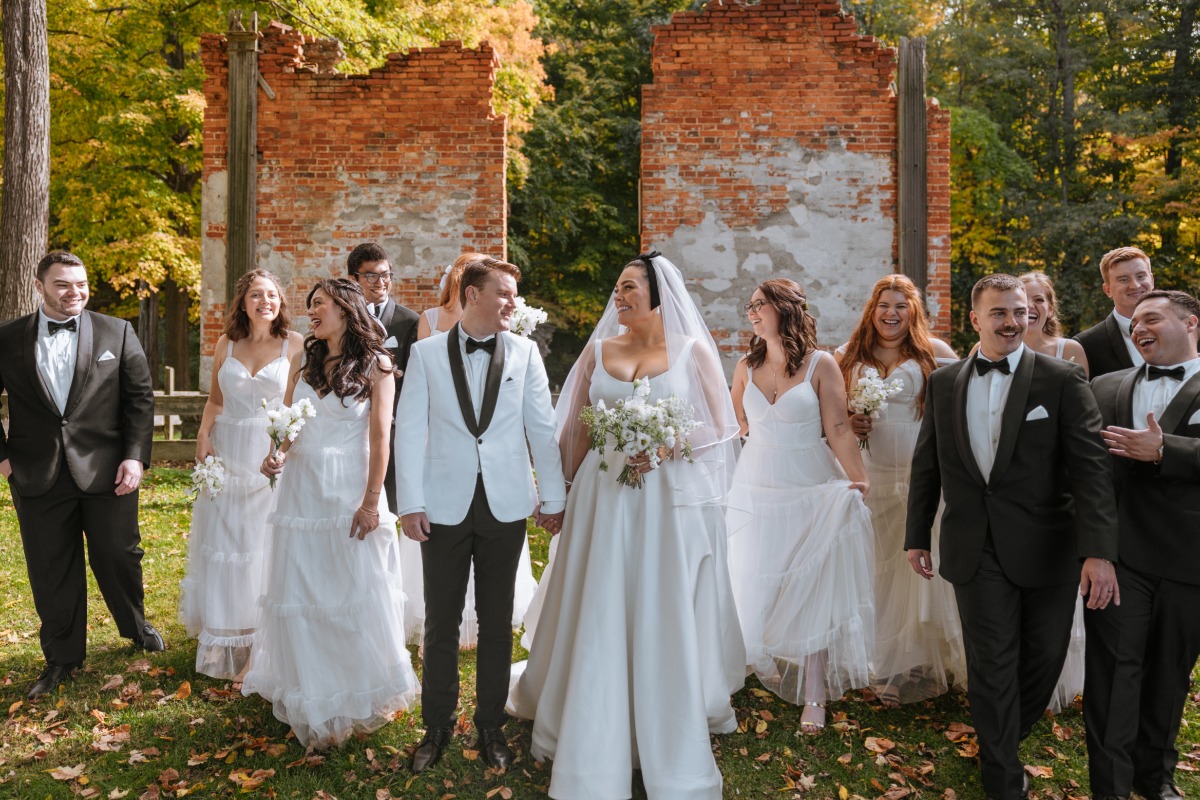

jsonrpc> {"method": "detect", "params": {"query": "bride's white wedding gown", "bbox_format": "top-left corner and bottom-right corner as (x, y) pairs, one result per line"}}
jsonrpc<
(510, 340), (744, 800)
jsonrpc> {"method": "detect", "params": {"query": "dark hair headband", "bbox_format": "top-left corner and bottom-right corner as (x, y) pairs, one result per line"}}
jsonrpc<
(635, 250), (661, 310)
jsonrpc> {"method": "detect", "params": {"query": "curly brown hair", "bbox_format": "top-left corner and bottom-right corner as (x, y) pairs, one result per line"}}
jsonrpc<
(745, 279), (818, 377)
(839, 274), (938, 417)
(225, 269), (291, 341)
(301, 278), (395, 403)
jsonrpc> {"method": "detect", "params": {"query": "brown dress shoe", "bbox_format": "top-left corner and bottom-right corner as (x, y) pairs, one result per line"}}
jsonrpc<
(411, 727), (452, 773)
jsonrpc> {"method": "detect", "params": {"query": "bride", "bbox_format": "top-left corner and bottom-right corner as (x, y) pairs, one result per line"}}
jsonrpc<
(509, 253), (745, 800)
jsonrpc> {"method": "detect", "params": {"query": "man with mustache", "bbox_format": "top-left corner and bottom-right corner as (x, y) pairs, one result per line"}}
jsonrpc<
(906, 273), (1119, 800)
(1086, 290), (1200, 800)
(1075, 247), (1154, 377)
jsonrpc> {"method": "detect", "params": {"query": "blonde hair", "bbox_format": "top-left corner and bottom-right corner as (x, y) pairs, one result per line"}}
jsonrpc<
(1019, 271), (1062, 337)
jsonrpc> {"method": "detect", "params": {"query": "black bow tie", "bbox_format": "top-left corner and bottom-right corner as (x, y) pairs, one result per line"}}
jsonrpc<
(975, 357), (1011, 377)
(465, 337), (496, 355)
(1147, 365), (1186, 382)
(48, 318), (77, 335)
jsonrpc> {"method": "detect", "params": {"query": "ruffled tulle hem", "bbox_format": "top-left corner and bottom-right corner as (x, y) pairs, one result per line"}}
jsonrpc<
(268, 511), (398, 533)
(748, 610), (873, 702)
(259, 592), (402, 620)
(241, 679), (419, 748)
(194, 636), (257, 682)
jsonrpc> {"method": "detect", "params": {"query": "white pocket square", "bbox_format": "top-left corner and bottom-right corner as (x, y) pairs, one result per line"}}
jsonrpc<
(1189, 408), (1200, 426)
(98, 350), (116, 362)
(382, 336), (398, 348)
(1025, 405), (1049, 421)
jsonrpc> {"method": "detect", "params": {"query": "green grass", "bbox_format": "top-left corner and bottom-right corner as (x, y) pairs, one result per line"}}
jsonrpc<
(0, 468), (1196, 799)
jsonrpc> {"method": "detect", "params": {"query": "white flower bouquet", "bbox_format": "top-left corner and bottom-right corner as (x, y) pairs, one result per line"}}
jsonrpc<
(188, 455), (226, 501)
(579, 377), (701, 489)
(262, 397), (317, 489)
(848, 366), (905, 451)
(509, 296), (549, 337)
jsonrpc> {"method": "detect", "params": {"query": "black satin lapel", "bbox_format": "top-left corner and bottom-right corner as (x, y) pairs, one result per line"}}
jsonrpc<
(1106, 314), (1135, 370)
(989, 348), (1034, 483)
(477, 331), (505, 435)
(953, 357), (986, 486)
(23, 315), (58, 414)
(63, 312), (94, 417)
(1115, 368), (1140, 429)
(378, 299), (395, 330)
(446, 323), (479, 436)
(1159, 369), (1200, 433)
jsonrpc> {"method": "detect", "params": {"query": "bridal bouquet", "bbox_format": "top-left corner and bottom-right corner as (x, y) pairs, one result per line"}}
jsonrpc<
(509, 296), (548, 337)
(262, 397), (317, 489)
(579, 377), (701, 489)
(848, 366), (905, 451)
(188, 455), (226, 501)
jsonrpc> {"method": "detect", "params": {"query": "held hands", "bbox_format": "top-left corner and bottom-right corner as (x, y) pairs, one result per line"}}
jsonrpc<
(114, 459), (143, 496)
(907, 549), (934, 581)
(1102, 413), (1164, 462)
(260, 450), (287, 478)
(401, 511), (431, 543)
(536, 510), (565, 536)
(849, 413), (873, 441)
(1080, 557), (1120, 610)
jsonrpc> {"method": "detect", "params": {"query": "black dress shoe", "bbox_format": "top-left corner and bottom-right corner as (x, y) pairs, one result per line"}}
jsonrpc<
(27, 662), (80, 701)
(1133, 781), (1184, 800)
(477, 727), (514, 771)
(411, 727), (452, 773)
(137, 624), (165, 652)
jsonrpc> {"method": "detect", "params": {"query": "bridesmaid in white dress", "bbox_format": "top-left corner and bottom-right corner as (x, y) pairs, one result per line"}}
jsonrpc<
(726, 278), (875, 733)
(510, 253), (744, 800)
(405, 253), (538, 649)
(835, 274), (964, 706)
(180, 270), (304, 682)
(245, 278), (418, 748)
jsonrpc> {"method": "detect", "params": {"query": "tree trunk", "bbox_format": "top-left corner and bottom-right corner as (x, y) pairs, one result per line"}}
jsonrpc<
(137, 282), (160, 390)
(163, 278), (192, 391)
(0, 0), (50, 321)
(1159, 0), (1199, 260)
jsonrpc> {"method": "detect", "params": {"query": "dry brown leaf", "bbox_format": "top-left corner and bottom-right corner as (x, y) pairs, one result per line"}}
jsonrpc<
(264, 743), (288, 757)
(138, 786), (160, 800)
(186, 753), (210, 766)
(943, 722), (975, 742)
(463, 748), (479, 761)
(48, 763), (86, 781)
(759, 709), (775, 721)
(1023, 764), (1053, 779)
(375, 790), (394, 800)
(101, 675), (124, 692)
(311, 792), (338, 800)
(107, 790), (129, 799)
(156, 768), (180, 786)
(795, 773), (817, 790)
(864, 737), (896, 754)
(755, 752), (771, 763)
(955, 738), (980, 759)
(837, 752), (853, 766)
(1052, 722), (1074, 741)
(7, 701), (21, 716)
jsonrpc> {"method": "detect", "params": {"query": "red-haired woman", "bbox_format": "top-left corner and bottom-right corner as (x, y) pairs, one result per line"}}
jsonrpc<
(181, 270), (304, 683)
(836, 274), (962, 707)
(726, 278), (875, 734)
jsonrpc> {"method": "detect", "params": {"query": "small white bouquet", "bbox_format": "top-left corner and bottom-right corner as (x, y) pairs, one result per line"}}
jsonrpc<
(509, 296), (549, 337)
(262, 397), (317, 489)
(188, 455), (226, 501)
(848, 366), (905, 451)
(579, 377), (701, 489)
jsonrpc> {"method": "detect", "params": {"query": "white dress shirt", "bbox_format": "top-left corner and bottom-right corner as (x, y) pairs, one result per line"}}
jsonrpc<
(36, 308), (81, 414)
(967, 344), (1024, 481)
(1131, 357), (1200, 430)
(1112, 310), (1145, 367)
(458, 327), (495, 422)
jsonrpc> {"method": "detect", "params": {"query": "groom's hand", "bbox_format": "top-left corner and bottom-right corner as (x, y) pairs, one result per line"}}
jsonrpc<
(114, 459), (143, 496)
(402, 511), (431, 542)
(907, 549), (934, 580)
(537, 510), (565, 536)
(1081, 557), (1120, 610)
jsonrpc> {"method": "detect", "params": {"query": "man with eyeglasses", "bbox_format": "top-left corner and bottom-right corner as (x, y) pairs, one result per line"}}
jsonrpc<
(347, 242), (420, 515)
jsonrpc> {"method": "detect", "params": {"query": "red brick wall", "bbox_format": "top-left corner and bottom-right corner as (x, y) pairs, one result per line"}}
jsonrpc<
(199, 23), (506, 385)
(641, 0), (952, 371)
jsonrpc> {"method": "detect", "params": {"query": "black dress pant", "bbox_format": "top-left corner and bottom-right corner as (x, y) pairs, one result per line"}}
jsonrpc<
(9, 459), (147, 666)
(1084, 562), (1200, 795)
(420, 474), (524, 731)
(954, 541), (1077, 800)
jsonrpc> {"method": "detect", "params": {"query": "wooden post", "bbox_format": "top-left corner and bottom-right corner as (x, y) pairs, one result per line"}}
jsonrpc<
(226, 10), (259, 303)
(897, 37), (928, 294)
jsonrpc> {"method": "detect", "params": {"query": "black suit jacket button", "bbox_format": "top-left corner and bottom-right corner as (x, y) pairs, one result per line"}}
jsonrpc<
(984, 489), (992, 497)
(61, 419), (69, 426)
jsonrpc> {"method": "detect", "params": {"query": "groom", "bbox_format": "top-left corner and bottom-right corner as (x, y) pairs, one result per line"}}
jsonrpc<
(905, 273), (1119, 800)
(395, 254), (565, 772)
(0, 251), (163, 701)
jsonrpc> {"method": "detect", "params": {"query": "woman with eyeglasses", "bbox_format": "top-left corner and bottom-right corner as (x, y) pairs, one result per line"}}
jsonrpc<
(835, 275), (964, 708)
(725, 278), (875, 734)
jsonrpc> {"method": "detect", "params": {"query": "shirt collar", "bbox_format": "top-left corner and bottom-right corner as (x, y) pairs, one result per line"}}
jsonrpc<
(39, 308), (80, 333)
(976, 342), (1025, 373)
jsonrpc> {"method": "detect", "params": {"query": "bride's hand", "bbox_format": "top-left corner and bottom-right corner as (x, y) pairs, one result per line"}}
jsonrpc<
(350, 506), (380, 540)
(261, 450), (286, 477)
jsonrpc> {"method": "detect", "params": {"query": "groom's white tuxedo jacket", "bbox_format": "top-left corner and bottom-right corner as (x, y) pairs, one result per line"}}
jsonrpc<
(394, 324), (566, 525)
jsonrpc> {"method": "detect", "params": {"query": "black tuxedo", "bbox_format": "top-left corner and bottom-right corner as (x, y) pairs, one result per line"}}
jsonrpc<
(0, 310), (155, 665)
(1075, 312), (1136, 378)
(376, 297), (418, 514)
(1085, 365), (1200, 796)
(906, 349), (1118, 800)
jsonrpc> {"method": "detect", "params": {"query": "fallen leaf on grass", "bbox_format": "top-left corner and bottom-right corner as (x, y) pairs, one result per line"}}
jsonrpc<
(108, 790), (129, 799)
(836, 752), (853, 766)
(7, 701), (21, 716)
(138, 786), (160, 800)
(942, 792), (956, 800)
(1023, 764), (1053, 779)
(864, 737), (896, 754)
(955, 738), (980, 758)
(794, 773), (817, 790)
(484, 788), (512, 800)
(101, 675), (124, 692)
(311, 792), (338, 800)
(943, 722), (975, 742)
(463, 748), (479, 761)
(48, 763), (86, 780)
(263, 743), (288, 757)
(228, 768), (275, 791)
(759, 709), (775, 721)
(1052, 722), (1074, 741)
